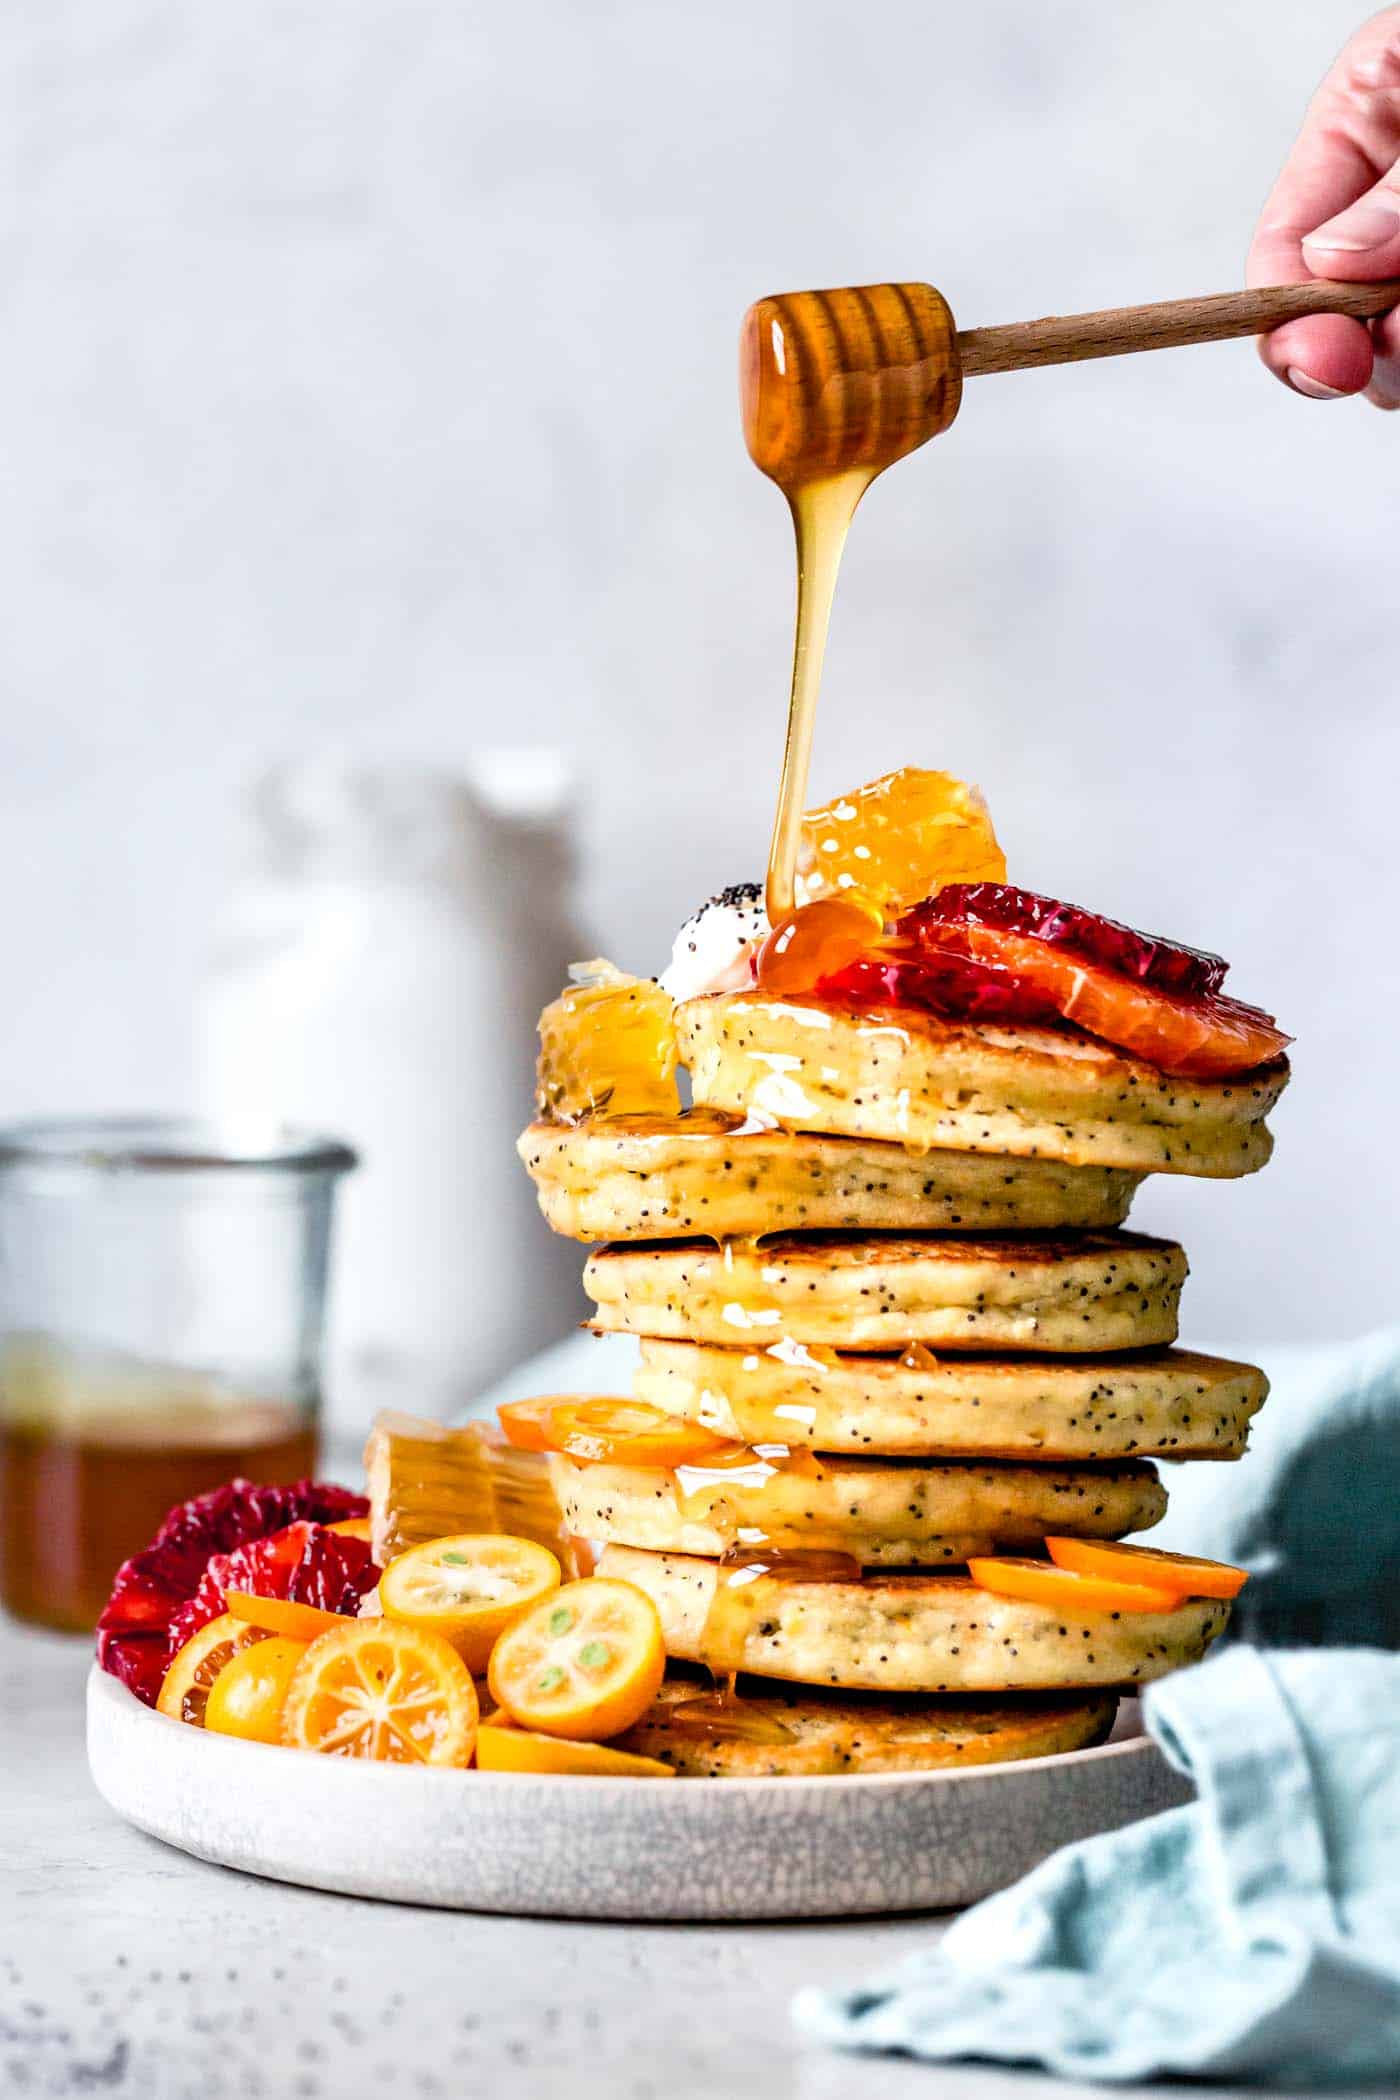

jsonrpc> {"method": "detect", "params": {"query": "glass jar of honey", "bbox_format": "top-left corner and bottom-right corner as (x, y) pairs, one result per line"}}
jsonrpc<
(0, 1119), (355, 1632)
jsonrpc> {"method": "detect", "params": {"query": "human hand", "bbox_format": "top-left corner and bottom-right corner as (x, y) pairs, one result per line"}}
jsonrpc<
(1248, 7), (1400, 407)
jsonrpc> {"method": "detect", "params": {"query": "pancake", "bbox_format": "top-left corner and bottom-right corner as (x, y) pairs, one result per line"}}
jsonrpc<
(676, 992), (1286, 1177)
(518, 1110), (1142, 1242)
(550, 1450), (1165, 1565)
(583, 1229), (1185, 1353)
(633, 1340), (1266, 1461)
(599, 1544), (1230, 1693)
(613, 1675), (1119, 1777)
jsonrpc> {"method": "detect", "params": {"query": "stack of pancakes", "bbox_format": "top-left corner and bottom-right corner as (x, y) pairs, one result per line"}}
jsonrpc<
(520, 990), (1286, 1777)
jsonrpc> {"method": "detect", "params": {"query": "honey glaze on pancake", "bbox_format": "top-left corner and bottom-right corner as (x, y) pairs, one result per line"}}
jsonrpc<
(695, 1541), (867, 1691)
(703, 1340), (960, 1451)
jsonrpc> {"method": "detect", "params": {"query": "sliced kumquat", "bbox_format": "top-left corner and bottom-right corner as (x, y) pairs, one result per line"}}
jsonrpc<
(967, 1556), (1182, 1617)
(224, 1590), (348, 1642)
(542, 1398), (744, 1470)
(487, 1577), (666, 1740)
(156, 1613), (269, 1728)
(475, 1724), (675, 1778)
(379, 1534), (561, 1673)
(1045, 1537), (1249, 1601)
(497, 1397), (573, 1453)
(325, 1516), (374, 1543)
(281, 1619), (478, 1765)
(204, 1635), (307, 1745)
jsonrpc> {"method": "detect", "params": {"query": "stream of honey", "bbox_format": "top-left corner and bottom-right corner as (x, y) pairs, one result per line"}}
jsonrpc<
(739, 281), (963, 919)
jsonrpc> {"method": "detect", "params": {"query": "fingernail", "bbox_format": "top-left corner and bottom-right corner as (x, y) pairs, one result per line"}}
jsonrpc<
(1303, 203), (1400, 254)
(1285, 367), (1351, 400)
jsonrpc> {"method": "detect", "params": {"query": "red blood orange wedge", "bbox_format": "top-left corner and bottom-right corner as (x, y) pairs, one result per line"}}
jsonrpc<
(926, 884), (1227, 997)
(929, 922), (1289, 1077)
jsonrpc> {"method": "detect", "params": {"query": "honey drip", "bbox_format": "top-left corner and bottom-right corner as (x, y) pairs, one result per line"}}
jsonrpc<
(740, 282), (962, 921)
(671, 1440), (827, 1548)
(765, 471), (873, 923)
(696, 1540), (864, 1677)
(666, 1673), (798, 1747)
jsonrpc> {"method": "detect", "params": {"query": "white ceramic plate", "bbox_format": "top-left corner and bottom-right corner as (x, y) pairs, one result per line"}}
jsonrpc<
(87, 1668), (1189, 1919)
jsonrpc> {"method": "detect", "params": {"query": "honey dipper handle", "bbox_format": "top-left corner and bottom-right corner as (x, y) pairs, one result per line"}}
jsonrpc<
(956, 279), (1400, 377)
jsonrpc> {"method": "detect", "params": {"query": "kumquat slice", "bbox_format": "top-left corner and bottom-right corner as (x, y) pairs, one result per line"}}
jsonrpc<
(496, 1397), (574, 1453)
(281, 1619), (478, 1765)
(224, 1590), (348, 1642)
(379, 1534), (562, 1673)
(157, 1613), (269, 1728)
(475, 1724), (674, 1778)
(543, 1398), (743, 1470)
(967, 1556), (1181, 1617)
(487, 1577), (666, 1740)
(204, 1635), (307, 1746)
(1045, 1537), (1249, 1601)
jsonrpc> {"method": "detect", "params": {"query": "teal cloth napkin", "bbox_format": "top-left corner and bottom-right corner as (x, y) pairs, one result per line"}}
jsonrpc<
(796, 1327), (1400, 2085)
(796, 1646), (1400, 2085)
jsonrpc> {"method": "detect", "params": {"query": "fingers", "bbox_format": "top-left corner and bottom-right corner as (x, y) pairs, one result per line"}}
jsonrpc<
(1247, 8), (1400, 402)
(1247, 130), (1377, 396)
(1369, 303), (1400, 406)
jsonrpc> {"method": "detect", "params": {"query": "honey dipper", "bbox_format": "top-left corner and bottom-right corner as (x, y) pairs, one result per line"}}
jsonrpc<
(740, 278), (1400, 481)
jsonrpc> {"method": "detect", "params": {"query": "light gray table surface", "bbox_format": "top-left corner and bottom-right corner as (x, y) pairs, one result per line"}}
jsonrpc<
(4, 1616), (1319, 2100)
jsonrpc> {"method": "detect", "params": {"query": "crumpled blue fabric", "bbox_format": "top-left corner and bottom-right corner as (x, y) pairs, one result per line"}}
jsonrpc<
(796, 1328), (1400, 2085)
(796, 1647), (1400, 2085)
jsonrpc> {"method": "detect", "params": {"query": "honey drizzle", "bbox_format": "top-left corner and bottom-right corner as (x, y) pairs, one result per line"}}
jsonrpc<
(765, 470), (873, 922)
(696, 1541), (864, 1678)
(740, 282), (961, 925)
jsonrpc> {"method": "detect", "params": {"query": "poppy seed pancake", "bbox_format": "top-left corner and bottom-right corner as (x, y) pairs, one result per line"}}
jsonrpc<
(633, 1340), (1266, 1461)
(613, 1675), (1119, 1777)
(518, 1111), (1142, 1241)
(583, 1229), (1185, 1353)
(551, 1450), (1165, 1566)
(599, 1546), (1230, 1694)
(676, 993), (1286, 1176)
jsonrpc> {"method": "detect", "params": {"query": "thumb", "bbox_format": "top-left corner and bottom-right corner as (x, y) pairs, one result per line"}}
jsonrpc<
(1302, 176), (1400, 278)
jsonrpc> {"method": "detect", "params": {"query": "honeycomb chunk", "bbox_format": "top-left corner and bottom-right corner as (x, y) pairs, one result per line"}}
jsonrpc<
(796, 767), (1006, 915)
(536, 961), (679, 1123)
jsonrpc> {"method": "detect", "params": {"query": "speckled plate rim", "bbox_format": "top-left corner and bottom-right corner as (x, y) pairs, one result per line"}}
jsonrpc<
(87, 1666), (1190, 1920)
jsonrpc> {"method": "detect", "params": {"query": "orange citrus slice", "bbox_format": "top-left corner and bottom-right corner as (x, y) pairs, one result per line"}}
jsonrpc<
(967, 1556), (1181, 1616)
(542, 1398), (743, 1470)
(204, 1635), (307, 1745)
(496, 1397), (572, 1453)
(157, 1614), (270, 1727)
(487, 1577), (666, 1740)
(325, 1516), (373, 1543)
(379, 1534), (562, 1673)
(281, 1619), (478, 1765)
(1046, 1537), (1248, 1601)
(475, 1724), (674, 1777)
(224, 1590), (348, 1642)
(796, 767), (1006, 915)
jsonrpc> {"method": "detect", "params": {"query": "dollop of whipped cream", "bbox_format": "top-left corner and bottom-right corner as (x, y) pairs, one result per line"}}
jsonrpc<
(659, 882), (770, 1002)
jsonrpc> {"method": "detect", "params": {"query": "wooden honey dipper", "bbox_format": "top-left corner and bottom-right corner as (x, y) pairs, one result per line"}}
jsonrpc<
(741, 277), (1400, 482)
(743, 275), (1400, 922)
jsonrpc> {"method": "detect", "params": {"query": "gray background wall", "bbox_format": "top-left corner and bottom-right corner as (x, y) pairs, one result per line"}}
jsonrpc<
(0, 1), (1390, 1344)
